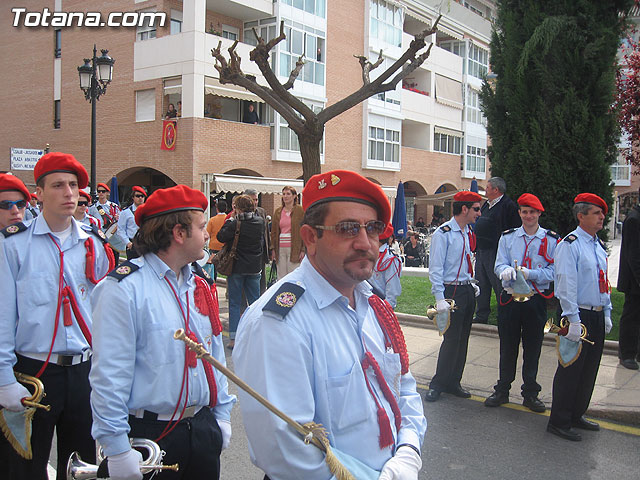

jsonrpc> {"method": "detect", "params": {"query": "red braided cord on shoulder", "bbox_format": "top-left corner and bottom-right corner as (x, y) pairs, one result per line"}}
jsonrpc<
(84, 238), (115, 285)
(362, 351), (403, 433)
(193, 276), (222, 336)
(368, 295), (409, 375)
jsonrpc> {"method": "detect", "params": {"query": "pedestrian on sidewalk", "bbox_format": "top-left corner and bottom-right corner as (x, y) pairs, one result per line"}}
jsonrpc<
(485, 193), (559, 412)
(617, 187), (640, 370)
(424, 191), (482, 403)
(547, 193), (612, 442)
(473, 177), (521, 324)
(233, 170), (426, 479)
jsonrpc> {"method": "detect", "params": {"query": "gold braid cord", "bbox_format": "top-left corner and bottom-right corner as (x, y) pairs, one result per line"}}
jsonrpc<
(174, 330), (355, 480)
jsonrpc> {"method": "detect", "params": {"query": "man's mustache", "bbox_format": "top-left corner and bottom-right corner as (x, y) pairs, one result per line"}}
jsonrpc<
(344, 252), (377, 264)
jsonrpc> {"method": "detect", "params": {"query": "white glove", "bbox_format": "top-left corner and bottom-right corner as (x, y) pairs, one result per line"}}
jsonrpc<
(566, 322), (583, 343)
(499, 267), (516, 282)
(219, 419), (232, 450)
(0, 381), (31, 412)
(520, 267), (530, 279)
(604, 316), (612, 335)
(472, 282), (480, 297)
(378, 446), (422, 480)
(107, 449), (143, 480)
(436, 299), (450, 314)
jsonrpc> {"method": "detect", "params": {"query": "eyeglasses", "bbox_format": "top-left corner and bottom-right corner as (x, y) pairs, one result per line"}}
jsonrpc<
(77, 201), (88, 207)
(471, 207), (481, 212)
(133, 194), (145, 198)
(97, 189), (108, 193)
(315, 220), (386, 238)
(0, 200), (27, 210)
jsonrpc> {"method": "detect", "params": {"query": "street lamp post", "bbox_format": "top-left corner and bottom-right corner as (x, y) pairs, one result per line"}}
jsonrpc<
(78, 45), (115, 198)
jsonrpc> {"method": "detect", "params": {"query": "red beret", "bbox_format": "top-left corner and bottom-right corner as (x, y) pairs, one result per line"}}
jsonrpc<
(30, 192), (38, 201)
(132, 186), (147, 197)
(34, 152), (88, 189)
(379, 223), (394, 240)
(517, 193), (544, 212)
(135, 185), (208, 226)
(97, 182), (110, 192)
(574, 193), (608, 215)
(302, 170), (391, 224)
(79, 190), (91, 201)
(453, 191), (482, 202)
(0, 174), (30, 201)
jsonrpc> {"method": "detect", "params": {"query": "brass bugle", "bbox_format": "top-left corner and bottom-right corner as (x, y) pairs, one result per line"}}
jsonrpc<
(67, 438), (179, 480)
(14, 372), (51, 411)
(426, 299), (456, 320)
(544, 318), (595, 345)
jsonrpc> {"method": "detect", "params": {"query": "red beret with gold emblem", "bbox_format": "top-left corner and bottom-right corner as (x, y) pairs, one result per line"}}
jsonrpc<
(34, 152), (88, 189)
(135, 184), (208, 225)
(79, 190), (91, 201)
(574, 193), (608, 215)
(453, 191), (482, 203)
(97, 182), (110, 192)
(132, 186), (147, 197)
(302, 170), (391, 224)
(0, 174), (30, 201)
(379, 223), (394, 240)
(517, 193), (544, 212)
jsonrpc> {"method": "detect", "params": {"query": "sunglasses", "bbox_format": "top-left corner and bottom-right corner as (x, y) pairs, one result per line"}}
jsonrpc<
(77, 201), (88, 206)
(133, 194), (145, 198)
(0, 200), (27, 210)
(471, 206), (481, 212)
(97, 189), (108, 193)
(315, 220), (386, 238)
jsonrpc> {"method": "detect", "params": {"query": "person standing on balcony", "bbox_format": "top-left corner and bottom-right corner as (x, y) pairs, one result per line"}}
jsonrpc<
(473, 177), (521, 324)
(243, 103), (260, 124)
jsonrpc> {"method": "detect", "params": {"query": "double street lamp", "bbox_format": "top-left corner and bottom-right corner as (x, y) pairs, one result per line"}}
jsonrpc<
(77, 45), (115, 198)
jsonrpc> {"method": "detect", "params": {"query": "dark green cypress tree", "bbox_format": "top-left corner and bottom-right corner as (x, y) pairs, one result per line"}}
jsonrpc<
(481, 0), (634, 236)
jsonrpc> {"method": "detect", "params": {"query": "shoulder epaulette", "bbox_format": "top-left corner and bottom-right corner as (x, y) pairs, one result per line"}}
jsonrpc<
(546, 230), (560, 240)
(563, 234), (577, 244)
(263, 282), (305, 320)
(439, 225), (451, 233)
(191, 261), (213, 286)
(98, 208), (106, 216)
(0, 222), (27, 238)
(502, 228), (517, 235)
(107, 261), (140, 281)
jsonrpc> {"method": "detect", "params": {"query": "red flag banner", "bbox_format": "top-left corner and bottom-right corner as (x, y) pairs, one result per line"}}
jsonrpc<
(161, 120), (177, 151)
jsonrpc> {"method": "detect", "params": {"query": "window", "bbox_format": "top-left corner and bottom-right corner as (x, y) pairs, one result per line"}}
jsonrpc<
(367, 122), (400, 166)
(222, 25), (239, 41)
(243, 18), (277, 46)
(53, 100), (60, 129)
(439, 40), (465, 58)
(281, 0), (326, 18)
(370, 0), (402, 47)
(54, 29), (61, 57)
(371, 55), (401, 106)
(279, 23), (325, 86)
(170, 9), (182, 35)
(467, 44), (488, 79)
(278, 102), (324, 154)
(466, 144), (486, 173)
(137, 9), (157, 41)
(433, 132), (462, 154)
(464, 1), (484, 17)
(466, 88), (485, 125)
(136, 89), (156, 122)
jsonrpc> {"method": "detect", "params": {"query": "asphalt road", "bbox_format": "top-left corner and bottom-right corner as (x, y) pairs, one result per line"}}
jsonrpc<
(54, 345), (640, 479)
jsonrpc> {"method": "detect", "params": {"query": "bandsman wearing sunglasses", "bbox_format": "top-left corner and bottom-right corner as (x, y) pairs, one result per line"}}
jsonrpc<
(74, 190), (102, 229)
(0, 174), (30, 229)
(88, 182), (120, 228)
(0, 153), (115, 479)
(233, 170), (426, 480)
(424, 191), (482, 403)
(116, 186), (147, 259)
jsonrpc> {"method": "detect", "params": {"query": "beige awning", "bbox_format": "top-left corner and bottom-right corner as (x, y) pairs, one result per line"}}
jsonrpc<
(205, 78), (264, 103)
(415, 190), (486, 206)
(434, 126), (463, 137)
(436, 23), (464, 41)
(435, 74), (463, 109)
(163, 77), (181, 95)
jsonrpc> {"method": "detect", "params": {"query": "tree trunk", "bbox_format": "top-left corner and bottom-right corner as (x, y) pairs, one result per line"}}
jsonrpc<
(299, 137), (322, 184)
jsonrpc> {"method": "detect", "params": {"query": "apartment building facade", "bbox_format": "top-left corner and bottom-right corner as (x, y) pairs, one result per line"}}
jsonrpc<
(1, 0), (497, 222)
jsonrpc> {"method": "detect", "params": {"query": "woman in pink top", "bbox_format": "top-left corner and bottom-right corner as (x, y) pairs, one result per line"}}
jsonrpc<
(270, 186), (304, 278)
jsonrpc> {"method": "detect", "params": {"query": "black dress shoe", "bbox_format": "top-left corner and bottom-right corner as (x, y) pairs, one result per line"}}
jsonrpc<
(620, 358), (639, 370)
(424, 389), (441, 402)
(572, 416), (600, 431)
(546, 423), (582, 441)
(523, 396), (546, 413)
(445, 385), (471, 398)
(484, 391), (509, 407)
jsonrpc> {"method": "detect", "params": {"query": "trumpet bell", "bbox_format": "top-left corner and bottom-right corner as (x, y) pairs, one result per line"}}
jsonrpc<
(512, 268), (533, 302)
(66, 452), (97, 480)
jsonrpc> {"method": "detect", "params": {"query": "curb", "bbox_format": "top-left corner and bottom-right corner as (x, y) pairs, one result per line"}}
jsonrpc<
(395, 312), (620, 356)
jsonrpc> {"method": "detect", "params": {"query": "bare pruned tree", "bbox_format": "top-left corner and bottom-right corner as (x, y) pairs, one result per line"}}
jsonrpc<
(211, 16), (441, 183)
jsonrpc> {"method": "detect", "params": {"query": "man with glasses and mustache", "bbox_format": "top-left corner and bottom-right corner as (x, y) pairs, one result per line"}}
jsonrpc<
(0, 174), (30, 229)
(233, 170), (426, 480)
(89, 182), (120, 228)
(424, 191), (482, 403)
(116, 186), (147, 259)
